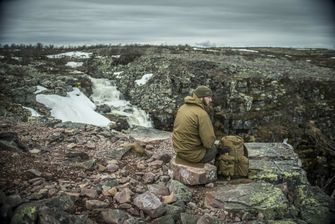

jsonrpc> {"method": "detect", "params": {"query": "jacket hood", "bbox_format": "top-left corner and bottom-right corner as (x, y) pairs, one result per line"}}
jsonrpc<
(184, 94), (205, 109)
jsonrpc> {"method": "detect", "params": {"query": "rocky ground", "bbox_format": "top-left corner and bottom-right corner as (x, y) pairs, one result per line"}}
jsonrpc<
(1, 118), (334, 224)
(0, 45), (335, 223)
(0, 117), (246, 223)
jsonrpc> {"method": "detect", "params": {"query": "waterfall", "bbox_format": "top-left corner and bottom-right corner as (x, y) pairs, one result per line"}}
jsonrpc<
(89, 77), (153, 128)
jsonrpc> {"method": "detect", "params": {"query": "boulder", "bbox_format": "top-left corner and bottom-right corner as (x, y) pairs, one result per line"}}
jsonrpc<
(101, 209), (130, 224)
(148, 184), (170, 197)
(246, 143), (309, 185)
(114, 188), (132, 204)
(10, 194), (92, 224)
(293, 184), (335, 224)
(169, 157), (217, 185)
(0, 132), (27, 152)
(133, 191), (166, 218)
(167, 180), (192, 203)
(205, 182), (289, 220)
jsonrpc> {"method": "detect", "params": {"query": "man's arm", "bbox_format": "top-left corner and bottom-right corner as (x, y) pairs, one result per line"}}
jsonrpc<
(198, 112), (216, 149)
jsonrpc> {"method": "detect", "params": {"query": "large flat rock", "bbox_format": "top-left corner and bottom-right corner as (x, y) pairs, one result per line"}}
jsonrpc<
(169, 157), (217, 185)
(245, 143), (308, 184)
(249, 159), (308, 184)
(245, 142), (300, 162)
(205, 182), (289, 220)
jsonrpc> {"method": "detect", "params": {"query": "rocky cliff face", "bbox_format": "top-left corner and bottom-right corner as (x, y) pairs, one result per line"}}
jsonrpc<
(1, 45), (335, 195)
(87, 47), (335, 140)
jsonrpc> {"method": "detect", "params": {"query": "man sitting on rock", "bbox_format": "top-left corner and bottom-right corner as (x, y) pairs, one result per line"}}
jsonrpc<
(172, 85), (218, 163)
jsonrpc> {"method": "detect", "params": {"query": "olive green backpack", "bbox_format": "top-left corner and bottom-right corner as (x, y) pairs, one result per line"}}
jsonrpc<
(215, 135), (249, 178)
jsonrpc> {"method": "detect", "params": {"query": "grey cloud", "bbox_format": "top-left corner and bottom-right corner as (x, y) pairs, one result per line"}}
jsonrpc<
(0, 0), (333, 48)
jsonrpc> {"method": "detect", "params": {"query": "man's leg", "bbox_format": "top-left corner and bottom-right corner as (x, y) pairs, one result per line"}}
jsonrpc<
(200, 146), (218, 163)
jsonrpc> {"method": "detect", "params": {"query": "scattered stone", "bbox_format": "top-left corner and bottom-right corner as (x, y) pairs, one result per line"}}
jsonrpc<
(5, 194), (23, 207)
(97, 147), (130, 160)
(0, 132), (27, 152)
(48, 132), (64, 143)
(102, 187), (118, 197)
(119, 177), (130, 184)
(204, 192), (225, 209)
(157, 153), (172, 164)
(114, 188), (133, 204)
(26, 168), (42, 177)
(136, 163), (146, 170)
(118, 203), (132, 209)
(29, 148), (41, 154)
(162, 192), (177, 204)
(67, 143), (77, 149)
(169, 157), (217, 185)
(134, 185), (146, 193)
(102, 178), (119, 188)
(180, 213), (199, 224)
(187, 202), (197, 210)
(123, 142), (146, 156)
(257, 212), (264, 220)
(101, 209), (130, 224)
(30, 188), (48, 200)
(145, 144), (154, 150)
(65, 192), (80, 199)
(29, 178), (44, 186)
(86, 141), (95, 149)
(165, 204), (185, 221)
(143, 172), (156, 184)
(148, 184), (170, 196)
(77, 160), (96, 170)
(81, 188), (98, 199)
(160, 175), (171, 183)
(205, 183), (214, 188)
(151, 215), (175, 224)
(85, 200), (109, 210)
(107, 163), (119, 173)
(133, 191), (166, 218)
(98, 164), (107, 172)
(149, 160), (164, 168)
(66, 152), (89, 162)
(197, 214), (215, 224)
(128, 207), (140, 217)
(168, 180), (192, 203)
(234, 216), (241, 222)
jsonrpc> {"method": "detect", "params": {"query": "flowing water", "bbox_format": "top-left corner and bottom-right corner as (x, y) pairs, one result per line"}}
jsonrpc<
(89, 77), (153, 128)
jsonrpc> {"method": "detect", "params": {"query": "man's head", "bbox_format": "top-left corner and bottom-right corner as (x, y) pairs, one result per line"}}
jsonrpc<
(193, 85), (213, 106)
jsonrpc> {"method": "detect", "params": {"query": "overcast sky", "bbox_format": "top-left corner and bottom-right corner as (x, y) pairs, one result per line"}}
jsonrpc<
(0, 0), (334, 48)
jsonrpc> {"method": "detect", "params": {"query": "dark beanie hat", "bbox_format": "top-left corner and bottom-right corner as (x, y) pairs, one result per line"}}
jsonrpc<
(193, 86), (213, 97)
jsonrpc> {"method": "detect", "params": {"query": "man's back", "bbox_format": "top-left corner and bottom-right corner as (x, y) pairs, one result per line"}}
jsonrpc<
(172, 95), (215, 163)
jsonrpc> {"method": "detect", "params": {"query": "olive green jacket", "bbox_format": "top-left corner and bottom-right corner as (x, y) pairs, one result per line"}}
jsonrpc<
(172, 94), (216, 162)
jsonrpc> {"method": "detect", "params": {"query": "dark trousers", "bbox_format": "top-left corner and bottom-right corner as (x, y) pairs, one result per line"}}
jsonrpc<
(200, 146), (218, 163)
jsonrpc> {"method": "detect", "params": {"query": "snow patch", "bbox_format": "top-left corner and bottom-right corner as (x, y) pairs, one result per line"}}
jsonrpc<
(23, 106), (41, 117)
(114, 71), (124, 79)
(232, 49), (259, 53)
(35, 85), (48, 94)
(36, 88), (111, 127)
(135, 73), (153, 86)
(65, 61), (83, 68)
(47, 51), (92, 59)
